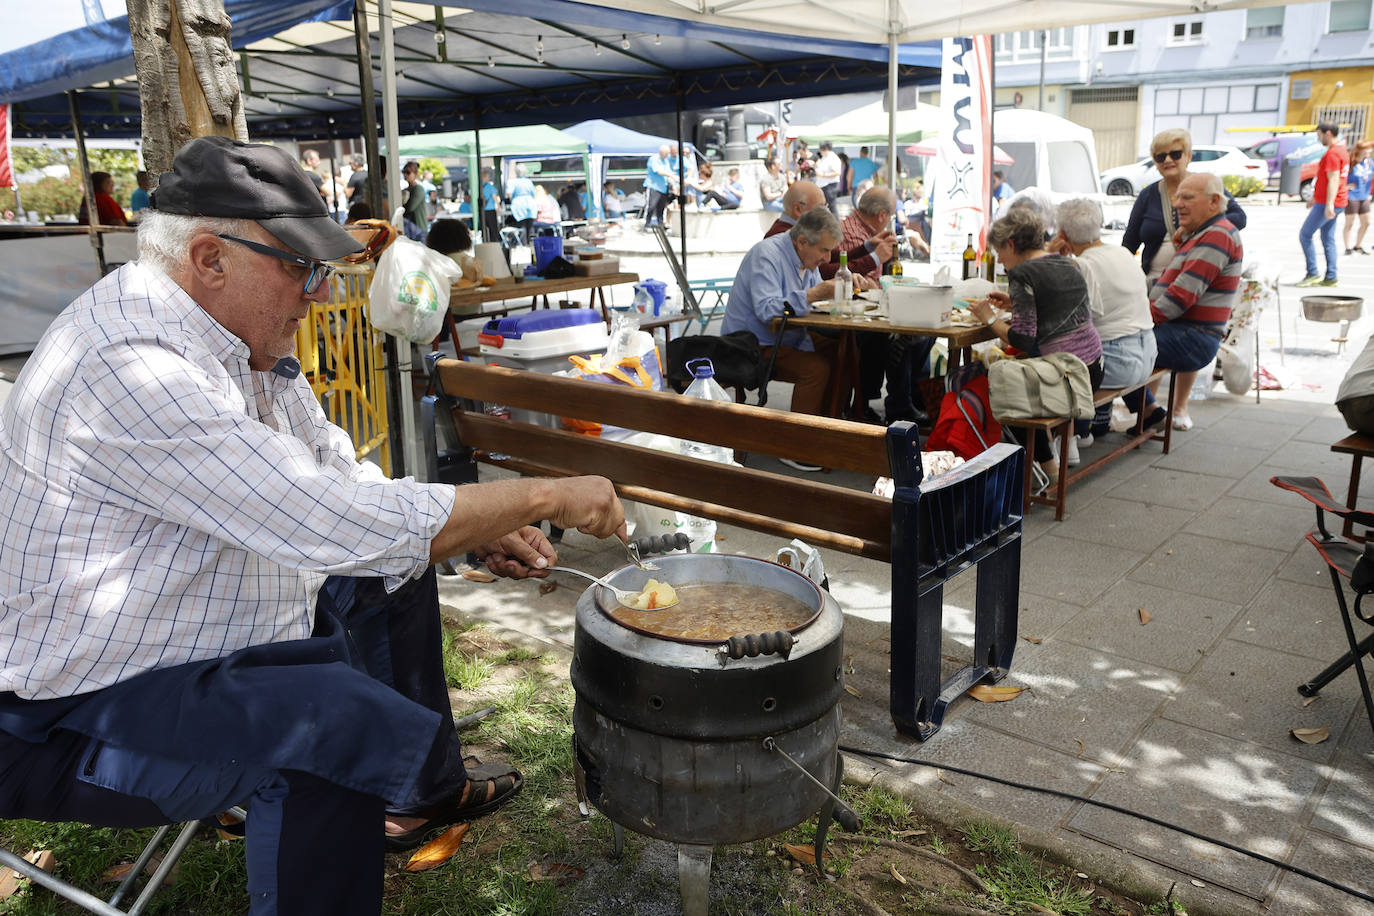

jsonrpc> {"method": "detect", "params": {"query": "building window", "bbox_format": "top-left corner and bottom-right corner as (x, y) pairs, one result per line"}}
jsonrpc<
(994, 28), (1076, 63)
(1104, 28), (1135, 49)
(1245, 6), (1284, 39)
(1330, 0), (1372, 32)
(1256, 84), (1281, 109)
(1169, 20), (1205, 45)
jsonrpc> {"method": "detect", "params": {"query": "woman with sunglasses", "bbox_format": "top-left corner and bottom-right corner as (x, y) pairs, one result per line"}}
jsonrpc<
(1122, 128), (1247, 282)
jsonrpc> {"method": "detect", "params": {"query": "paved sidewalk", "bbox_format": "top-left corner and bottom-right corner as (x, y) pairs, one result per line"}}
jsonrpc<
(440, 390), (1373, 915)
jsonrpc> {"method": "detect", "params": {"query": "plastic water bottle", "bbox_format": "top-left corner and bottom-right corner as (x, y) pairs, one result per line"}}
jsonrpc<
(633, 285), (653, 314)
(679, 358), (733, 553)
(680, 359), (734, 464)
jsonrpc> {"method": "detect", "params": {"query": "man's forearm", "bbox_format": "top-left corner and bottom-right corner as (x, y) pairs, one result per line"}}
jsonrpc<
(1327, 171), (1340, 208)
(429, 478), (555, 563)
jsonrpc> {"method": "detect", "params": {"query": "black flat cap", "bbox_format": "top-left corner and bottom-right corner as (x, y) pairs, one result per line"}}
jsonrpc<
(150, 136), (362, 262)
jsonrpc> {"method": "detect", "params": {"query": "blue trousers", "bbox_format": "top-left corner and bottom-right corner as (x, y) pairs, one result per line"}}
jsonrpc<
(1300, 203), (1345, 280)
(0, 568), (466, 916)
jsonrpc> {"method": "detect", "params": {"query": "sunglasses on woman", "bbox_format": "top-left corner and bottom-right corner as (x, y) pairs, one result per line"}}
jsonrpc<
(1153, 149), (1186, 164)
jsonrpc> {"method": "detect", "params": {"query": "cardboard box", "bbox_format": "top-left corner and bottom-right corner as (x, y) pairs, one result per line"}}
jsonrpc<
(573, 256), (621, 276)
(885, 284), (953, 328)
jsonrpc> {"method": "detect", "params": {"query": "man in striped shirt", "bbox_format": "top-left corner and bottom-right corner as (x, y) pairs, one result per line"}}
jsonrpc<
(0, 137), (624, 915)
(1133, 172), (1243, 432)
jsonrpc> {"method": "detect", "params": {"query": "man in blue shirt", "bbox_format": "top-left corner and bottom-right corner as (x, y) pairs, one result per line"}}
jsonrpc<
(643, 144), (678, 227)
(847, 147), (879, 202)
(480, 168), (500, 244)
(991, 171), (1014, 204)
(722, 208), (842, 441)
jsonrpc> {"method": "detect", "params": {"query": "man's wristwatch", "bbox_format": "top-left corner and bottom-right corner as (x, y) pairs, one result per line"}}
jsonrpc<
(985, 313), (1000, 326)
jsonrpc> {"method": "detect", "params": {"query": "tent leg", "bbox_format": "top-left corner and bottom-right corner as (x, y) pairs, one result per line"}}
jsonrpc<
(675, 81), (687, 280)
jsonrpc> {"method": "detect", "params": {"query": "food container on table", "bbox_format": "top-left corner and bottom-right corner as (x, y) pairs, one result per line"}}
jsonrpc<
(883, 281), (953, 328)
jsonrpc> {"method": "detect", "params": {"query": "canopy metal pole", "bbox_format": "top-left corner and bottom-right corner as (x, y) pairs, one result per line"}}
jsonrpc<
(67, 90), (106, 275)
(353, 1), (384, 217)
(326, 125), (338, 220)
(1037, 30), (1047, 111)
(380, 0), (417, 479)
(675, 80), (686, 276)
(887, 0), (898, 192)
(471, 100), (482, 237)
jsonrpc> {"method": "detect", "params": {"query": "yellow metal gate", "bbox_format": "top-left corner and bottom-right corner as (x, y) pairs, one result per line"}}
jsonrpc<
(296, 265), (392, 476)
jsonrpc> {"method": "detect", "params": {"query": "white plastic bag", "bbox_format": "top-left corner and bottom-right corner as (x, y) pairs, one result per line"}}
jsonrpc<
(369, 234), (462, 343)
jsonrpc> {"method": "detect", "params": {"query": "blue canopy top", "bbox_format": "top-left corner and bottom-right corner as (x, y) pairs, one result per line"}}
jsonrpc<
(563, 120), (681, 156)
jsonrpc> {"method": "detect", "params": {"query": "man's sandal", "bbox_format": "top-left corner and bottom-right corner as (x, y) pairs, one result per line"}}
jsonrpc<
(385, 767), (524, 853)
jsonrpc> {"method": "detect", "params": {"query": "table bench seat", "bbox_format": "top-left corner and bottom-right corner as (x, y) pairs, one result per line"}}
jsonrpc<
(999, 369), (1176, 520)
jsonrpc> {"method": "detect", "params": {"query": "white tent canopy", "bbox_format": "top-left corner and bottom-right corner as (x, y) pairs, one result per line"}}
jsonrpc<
(570, 0), (1305, 45)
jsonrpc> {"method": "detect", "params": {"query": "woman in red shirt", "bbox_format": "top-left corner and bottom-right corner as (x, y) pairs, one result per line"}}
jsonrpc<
(77, 171), (129, 226)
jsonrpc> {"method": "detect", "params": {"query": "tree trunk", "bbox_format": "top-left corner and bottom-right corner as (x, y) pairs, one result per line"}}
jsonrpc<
(127, 0), (247, 177)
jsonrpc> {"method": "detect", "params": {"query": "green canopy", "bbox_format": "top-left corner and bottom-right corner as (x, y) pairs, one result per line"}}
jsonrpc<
(391, 124), (587, 158)
(802, 100), (941, 146)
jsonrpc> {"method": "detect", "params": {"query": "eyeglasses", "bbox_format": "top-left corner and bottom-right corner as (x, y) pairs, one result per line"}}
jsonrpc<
(217, 234), (335, 294)
(1153, 149), (1186, 164)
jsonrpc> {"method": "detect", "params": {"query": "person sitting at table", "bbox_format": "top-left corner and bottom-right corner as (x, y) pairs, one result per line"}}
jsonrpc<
(532, 185), (561, 235)
(722, 208), (850, 464)
(969, 208), (1103, 480)
(1053, 197), (1156, 444)
(765, 181), (895, 282)
(602, 182), (626, 223)
(77, 171), (128, 227)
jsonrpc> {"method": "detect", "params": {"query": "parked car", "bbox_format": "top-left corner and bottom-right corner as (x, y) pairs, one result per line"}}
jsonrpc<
(1242, 133), (1321, 180)
(1099, 145), (1267, 197)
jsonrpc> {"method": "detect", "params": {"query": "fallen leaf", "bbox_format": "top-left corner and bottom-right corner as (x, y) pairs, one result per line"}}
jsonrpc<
(405, 823), (469, 872)
(937, 769), (956, 787)
(1138, 608), (1152, 625)
(784, 843), (816, 866)
(1074, 738), (1085, 758)
(101, 863), (135, 883)
(1290, 726), (1330, 745)
(538, 581), (557, 596)
(0, 851), (55, 899)
(1302, 695), (1319, 707)
(527, 862), (584, 886)
(1021, 635), (1044, 644)
(890, 829), (927, 838)
(967, 684), (1024, 702)
(461, 569), (495, 583)
(1166, 548), (1174, 555)
(843, 683), (862, 698)
(889, 863), (909, 885)
(1190, 879), (1206, 888)
(1076, 872), (1089, 879)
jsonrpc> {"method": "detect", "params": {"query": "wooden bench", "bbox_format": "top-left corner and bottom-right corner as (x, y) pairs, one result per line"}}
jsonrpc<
(1332, 432), (1374, 542)
(997, 369), (1177, 520)
(427, 357), (1027, 741)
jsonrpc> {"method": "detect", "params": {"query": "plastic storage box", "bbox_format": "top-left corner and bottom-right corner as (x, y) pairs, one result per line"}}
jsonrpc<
(884, 282), (953, 328)
(478, 309), (609, 426)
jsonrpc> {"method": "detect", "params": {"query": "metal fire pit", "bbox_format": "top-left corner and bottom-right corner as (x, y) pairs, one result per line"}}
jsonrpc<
(1302, 295), (1363, 353)
(570, 553), (856, 916)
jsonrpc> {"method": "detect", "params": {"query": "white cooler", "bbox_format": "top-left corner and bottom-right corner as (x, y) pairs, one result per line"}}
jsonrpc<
(478, 309), (609, 426)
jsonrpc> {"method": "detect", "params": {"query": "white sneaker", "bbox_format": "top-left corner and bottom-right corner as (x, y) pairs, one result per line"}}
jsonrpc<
(779, 457), (823, 472)
(1065, 436), (1081, 467)
(1077, 432), (1094, 449)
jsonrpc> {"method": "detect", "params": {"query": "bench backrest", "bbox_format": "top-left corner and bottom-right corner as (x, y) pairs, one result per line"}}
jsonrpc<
(434, 358), (896, 559)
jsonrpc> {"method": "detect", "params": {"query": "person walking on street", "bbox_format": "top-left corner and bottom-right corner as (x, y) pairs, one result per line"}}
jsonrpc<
(1296, 121), (1350, 287)
(813, 141), (843, 216)
(1342, 140), (1372, 256)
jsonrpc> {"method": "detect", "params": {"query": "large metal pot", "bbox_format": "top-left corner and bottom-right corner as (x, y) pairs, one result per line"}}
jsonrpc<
(1302, 295), (1363, 322)
(570, 553), (845, 846)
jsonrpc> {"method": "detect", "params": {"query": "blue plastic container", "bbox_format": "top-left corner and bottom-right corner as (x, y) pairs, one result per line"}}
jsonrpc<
(634, 279), (668, 315)
(532, 235), (564, 273)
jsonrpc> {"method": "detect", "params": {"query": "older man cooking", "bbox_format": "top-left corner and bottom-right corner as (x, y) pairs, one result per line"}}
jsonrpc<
(0, 136), (625, 916)
(1128, 171), (1244, 430)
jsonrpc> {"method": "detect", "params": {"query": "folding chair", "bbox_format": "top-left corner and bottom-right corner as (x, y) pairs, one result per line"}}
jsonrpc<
(1, 819), (209, 915)
(1271, 475), (1374, 735)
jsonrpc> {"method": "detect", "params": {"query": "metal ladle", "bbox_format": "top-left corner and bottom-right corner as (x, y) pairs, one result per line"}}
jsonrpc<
(547, 566), (679, 609)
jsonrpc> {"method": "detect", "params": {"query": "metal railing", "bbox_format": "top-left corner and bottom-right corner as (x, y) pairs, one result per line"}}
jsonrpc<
(296, 264), (392, 475)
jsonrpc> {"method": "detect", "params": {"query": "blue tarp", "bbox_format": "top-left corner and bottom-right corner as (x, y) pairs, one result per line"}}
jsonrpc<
(0, 0), (354, 105)
(563, 120), (676, 156)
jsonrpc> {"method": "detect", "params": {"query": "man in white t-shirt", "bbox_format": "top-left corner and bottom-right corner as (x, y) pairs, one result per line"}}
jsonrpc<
(813, 141), (843, 217)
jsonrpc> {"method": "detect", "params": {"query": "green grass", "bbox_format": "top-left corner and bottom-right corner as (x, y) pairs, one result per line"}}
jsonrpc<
(442, 627), (496, 689)
(977, 848), (1095, 916)
(961, 820), (1020, 861)
(850, 786), (913, 828)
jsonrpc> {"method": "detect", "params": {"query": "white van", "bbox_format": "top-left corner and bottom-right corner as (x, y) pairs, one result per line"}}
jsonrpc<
(993, 109), (1105, 210)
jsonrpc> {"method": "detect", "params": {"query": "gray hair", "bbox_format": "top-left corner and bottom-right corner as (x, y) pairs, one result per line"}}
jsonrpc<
(1056, 198), (1103, 245)
(789, 206), (841, 246)
(137, 210), (254, 275)
(856, 187), (896, 217)
(350, 154), (365, 168)
(514, 163), (528, 178)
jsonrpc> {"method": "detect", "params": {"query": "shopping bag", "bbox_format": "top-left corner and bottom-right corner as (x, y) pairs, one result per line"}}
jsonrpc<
(987, 352), (1093, 420)
(369, 235), (462, 343)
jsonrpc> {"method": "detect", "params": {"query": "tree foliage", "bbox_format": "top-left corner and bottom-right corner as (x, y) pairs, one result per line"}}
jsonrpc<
(12, 146), (141, 219)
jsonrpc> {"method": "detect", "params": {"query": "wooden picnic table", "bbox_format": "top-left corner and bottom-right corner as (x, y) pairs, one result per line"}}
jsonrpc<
(772, 310), (995, 419)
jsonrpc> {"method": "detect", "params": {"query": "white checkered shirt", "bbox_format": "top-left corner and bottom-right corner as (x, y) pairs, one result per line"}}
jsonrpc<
(0, 262), (455, 699)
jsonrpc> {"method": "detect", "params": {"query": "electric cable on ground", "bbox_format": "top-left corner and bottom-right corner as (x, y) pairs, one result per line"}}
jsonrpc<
(838, 744), (1374, 906)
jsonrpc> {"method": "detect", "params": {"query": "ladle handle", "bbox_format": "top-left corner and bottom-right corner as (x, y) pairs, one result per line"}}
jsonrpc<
(546, 566), (611, 589)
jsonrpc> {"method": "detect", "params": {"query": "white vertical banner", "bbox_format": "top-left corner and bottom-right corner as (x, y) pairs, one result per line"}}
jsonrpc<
(931, 36), (994, 273)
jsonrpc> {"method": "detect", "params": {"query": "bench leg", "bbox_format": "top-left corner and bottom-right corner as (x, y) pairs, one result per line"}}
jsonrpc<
(1345, 455), (1364, 542)
(974, 535), (1021, 676)
(1053, 423), (1070, 520)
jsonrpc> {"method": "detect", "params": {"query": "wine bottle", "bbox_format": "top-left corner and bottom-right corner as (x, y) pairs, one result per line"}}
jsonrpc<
(962, 233), (977, 280)
(982, 246), (996, 282)
(835, 250), (853, 307)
